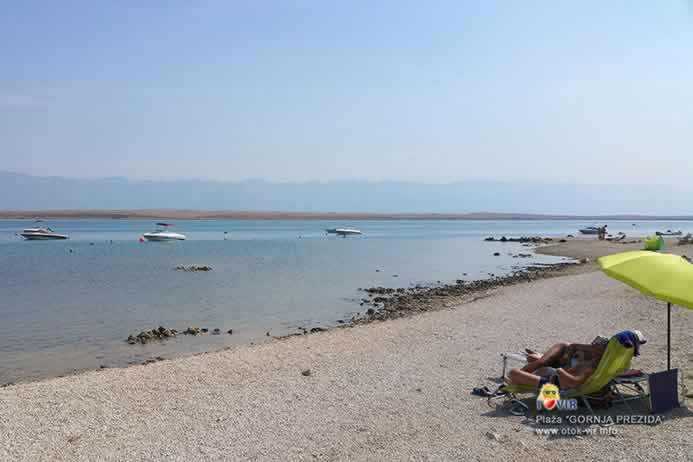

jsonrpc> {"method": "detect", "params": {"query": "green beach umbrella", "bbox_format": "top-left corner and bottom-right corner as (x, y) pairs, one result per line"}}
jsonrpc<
(597, 250), (693, 369)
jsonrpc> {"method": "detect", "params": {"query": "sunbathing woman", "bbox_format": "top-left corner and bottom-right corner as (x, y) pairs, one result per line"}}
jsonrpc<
(507, 341), (607, 390)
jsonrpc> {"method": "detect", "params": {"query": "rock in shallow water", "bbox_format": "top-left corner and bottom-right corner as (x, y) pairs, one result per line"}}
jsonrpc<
(175, 265), (213, 272)
(127, 325), (179, 344)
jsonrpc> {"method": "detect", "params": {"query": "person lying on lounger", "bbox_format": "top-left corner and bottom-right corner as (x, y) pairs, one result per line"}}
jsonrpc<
(506, 330), (647, 390)
(507, 340), (607, 390)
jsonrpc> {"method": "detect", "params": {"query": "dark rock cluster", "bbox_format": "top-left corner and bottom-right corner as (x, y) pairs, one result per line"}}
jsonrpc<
(351, 260), (578, 326)
(175, 265), (213, 272)
(127, 325), (232, 344)
(127, 326), (177, 344)
(483, 236), (553, 244)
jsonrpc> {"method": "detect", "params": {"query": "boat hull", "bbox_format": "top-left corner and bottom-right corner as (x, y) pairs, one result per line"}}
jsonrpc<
(143, 232), (186, 241)
(21, 233), (69, 240)
(578, 229), (599, 235)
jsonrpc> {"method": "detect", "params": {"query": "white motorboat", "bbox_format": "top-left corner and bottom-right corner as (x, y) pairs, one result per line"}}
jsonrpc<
(325, 228), (363, 237)
(578, 226), (600, 235)
(20, 227), (69, 240)
(142, 223), (186, 241)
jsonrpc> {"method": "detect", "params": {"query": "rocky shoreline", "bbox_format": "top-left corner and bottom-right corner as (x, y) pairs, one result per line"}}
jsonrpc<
(348, 259), (586, 326)
(127, 326), (231, 344)
(126, 240), (586, 348)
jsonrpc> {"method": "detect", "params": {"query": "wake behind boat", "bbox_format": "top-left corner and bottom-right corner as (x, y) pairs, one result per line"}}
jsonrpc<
(142, 223), (186, 241)
(20, 227), (69, 240)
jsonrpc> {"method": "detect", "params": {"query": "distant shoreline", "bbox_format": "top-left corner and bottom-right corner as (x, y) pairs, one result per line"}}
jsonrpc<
(1, 209), (693, 221)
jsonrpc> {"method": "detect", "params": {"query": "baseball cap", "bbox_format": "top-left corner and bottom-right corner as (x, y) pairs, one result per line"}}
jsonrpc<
(632, 330), (647, 344)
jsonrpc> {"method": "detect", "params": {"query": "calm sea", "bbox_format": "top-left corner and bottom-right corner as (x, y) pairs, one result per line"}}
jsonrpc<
(0, 219), (689, 383)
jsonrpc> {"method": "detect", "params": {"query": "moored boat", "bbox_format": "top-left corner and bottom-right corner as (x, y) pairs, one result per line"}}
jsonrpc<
(578, 227), (600, 235)
(325, 228), (363, 237)
(142, 223), (186, 241)
(20, 227), (69, 240)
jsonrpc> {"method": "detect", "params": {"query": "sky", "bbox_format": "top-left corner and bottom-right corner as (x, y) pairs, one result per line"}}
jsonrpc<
(1, 1), (692, 185)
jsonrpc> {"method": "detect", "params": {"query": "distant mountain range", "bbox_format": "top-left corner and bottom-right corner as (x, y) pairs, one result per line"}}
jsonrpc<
(1, 171), (691, 217)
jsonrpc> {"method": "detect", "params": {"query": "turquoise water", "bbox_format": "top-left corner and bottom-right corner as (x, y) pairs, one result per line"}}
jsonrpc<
(0, 219), (690, 383)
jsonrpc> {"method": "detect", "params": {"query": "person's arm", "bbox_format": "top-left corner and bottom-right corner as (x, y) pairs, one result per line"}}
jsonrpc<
(556, 367), (593, 389)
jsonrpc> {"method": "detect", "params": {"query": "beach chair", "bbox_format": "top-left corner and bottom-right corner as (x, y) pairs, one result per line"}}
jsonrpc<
(493, 337), (646, 419)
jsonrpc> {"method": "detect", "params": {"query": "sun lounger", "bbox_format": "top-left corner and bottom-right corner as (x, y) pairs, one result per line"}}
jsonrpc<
(491, 337), (648, 419)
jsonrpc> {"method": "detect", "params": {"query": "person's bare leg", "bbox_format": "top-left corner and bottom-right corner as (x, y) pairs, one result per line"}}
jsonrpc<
(522, 342), (569, 373)
(508, 368), (542, 387)
(526, 353), (541, 363)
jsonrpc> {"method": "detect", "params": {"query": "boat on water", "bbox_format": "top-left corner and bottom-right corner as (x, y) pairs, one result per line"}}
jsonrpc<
(325, 228), (363, 237)
(656, 230), (683, 236)
(578, 227), (600, 235)
(142, 223), (186, 241)
(20, 227), (69, 240)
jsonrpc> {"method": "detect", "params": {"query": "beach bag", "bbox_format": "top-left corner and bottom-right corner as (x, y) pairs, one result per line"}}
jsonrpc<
(644, 235), (664, 251)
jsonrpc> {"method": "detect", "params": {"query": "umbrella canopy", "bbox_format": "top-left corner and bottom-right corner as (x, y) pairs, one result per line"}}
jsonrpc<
(598, 251), (693, 309)
(597, 250), (693, 369)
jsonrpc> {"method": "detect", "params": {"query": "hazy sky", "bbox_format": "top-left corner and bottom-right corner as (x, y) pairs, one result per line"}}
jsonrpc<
(2, 1), (692, 184)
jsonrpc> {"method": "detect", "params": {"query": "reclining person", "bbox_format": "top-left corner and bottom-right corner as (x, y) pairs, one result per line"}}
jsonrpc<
(507, 341), (607, 390)
(507, 330), (646, 389)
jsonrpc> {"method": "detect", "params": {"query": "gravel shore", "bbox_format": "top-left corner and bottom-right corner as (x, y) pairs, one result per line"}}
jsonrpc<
(2, 240), (692, 461)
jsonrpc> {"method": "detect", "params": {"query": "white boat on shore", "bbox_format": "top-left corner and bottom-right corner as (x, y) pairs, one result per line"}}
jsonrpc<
(20, 227), (69, 240)
(142, 223), (186, 241)
(656, 230), (682, 236)
(578, 227), (600, 235)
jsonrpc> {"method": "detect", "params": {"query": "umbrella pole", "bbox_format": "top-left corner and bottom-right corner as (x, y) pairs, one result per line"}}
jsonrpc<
(667, 302), (671, 370)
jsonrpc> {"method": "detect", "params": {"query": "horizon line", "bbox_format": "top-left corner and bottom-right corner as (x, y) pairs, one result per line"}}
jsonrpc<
(2, 209), (693, 221)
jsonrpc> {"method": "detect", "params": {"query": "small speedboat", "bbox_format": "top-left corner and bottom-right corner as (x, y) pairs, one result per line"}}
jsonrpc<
(656, 230), (682, 236)
(142, 223), (186, 241)
(325, 228), (363, 237)
(20, 227), (69, 240)
(578, 227), (600, 235)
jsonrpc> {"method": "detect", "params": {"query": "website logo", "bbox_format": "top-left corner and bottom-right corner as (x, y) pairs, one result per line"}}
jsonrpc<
(536, 383), (578, 411)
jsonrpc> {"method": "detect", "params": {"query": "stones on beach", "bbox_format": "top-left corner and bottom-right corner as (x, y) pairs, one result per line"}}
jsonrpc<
(485, 431), (508, 443)
(175, 265), (213, 272)
(309, 327), (326, 333)
(227, 329), (233, 335)
(301, 369), (312, 377)
(484, 236), (553, 244)
(212, 328), (221, 335)
(493, 252), (500, 256)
